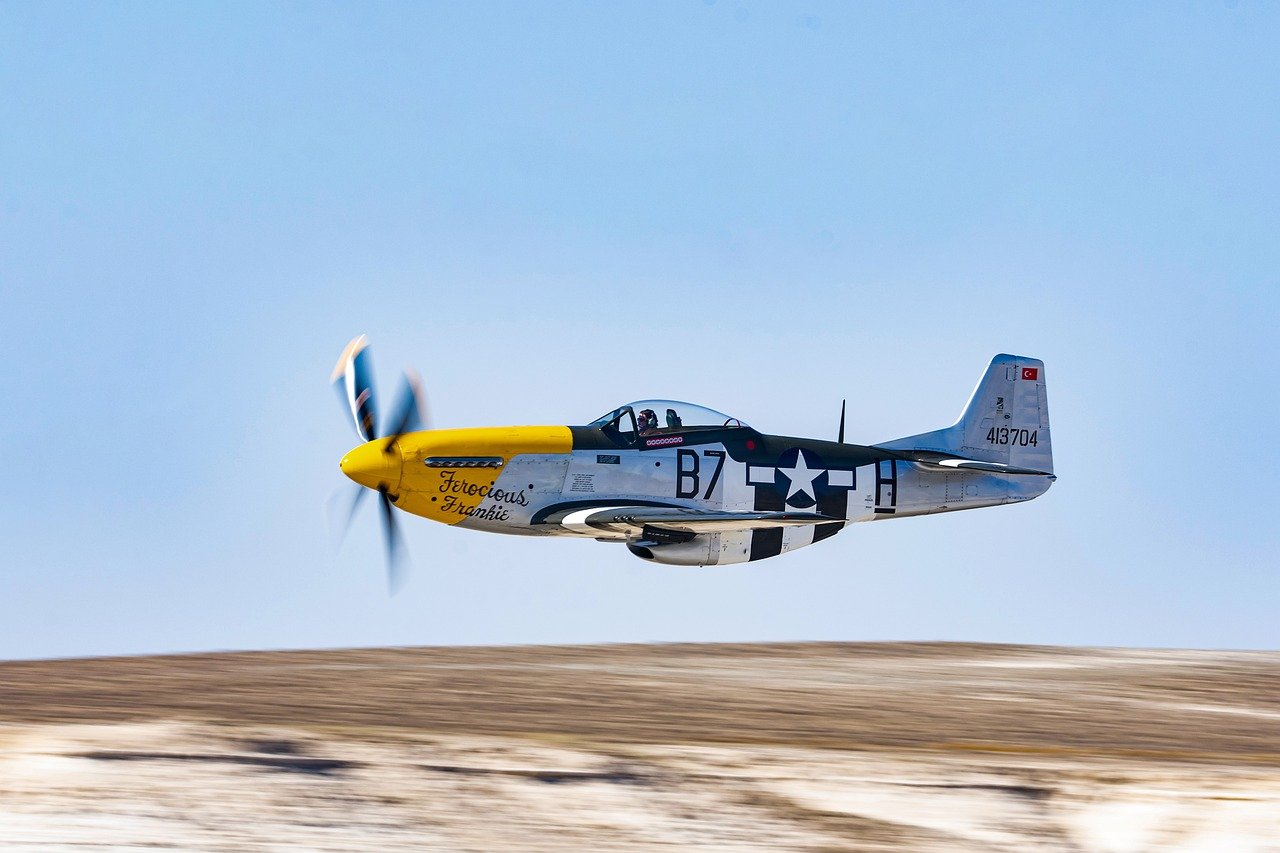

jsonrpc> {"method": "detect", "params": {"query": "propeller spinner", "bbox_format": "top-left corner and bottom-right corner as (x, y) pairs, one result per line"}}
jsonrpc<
(331, 335), (426, 592)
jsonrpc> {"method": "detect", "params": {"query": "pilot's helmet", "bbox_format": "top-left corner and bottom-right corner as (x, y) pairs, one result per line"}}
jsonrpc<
(639, 409), (657, 427)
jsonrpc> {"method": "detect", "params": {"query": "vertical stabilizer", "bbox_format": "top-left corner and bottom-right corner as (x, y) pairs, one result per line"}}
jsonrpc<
(875, 354), (1053, 474)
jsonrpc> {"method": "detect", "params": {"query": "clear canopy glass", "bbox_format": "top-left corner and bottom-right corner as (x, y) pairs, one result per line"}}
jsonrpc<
(588, 400), (749, 431)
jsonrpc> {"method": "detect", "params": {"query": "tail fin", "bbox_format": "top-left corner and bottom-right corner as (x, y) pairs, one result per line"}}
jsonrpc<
(875, 354), (1053, 475)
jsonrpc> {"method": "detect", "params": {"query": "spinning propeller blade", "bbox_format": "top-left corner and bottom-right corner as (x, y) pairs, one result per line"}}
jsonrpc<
(340, 483), (368, 543)
(331, 335), (378, 442)
(383, 368), (427, 454)
(378, 486), (408, 594)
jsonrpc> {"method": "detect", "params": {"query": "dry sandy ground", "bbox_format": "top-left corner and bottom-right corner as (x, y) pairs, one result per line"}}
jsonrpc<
(1, 642), (1278, 851)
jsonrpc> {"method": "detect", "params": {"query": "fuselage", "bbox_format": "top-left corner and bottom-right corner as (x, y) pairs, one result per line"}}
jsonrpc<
(341, 419), (1052, 566)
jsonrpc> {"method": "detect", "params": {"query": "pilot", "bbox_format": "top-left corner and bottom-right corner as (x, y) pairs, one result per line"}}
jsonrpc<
(638, 408), (659, 433)
(665, 408), (682, 429)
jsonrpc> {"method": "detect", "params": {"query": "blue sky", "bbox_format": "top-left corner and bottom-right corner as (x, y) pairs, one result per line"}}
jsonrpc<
(2, 2), (1276, 659)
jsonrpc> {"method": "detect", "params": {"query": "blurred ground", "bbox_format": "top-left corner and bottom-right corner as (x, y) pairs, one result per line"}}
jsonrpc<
(1, 642), (1278, 850)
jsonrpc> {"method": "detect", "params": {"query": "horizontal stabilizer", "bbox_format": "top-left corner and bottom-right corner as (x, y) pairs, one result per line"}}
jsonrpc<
(888, 449), (1053, 477)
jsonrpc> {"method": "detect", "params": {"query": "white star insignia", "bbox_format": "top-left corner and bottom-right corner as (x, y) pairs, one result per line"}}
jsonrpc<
(777, 450), (823, 502)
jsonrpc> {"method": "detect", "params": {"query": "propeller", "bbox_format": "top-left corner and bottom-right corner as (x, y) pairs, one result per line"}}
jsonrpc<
(330, 335), (426, 592)
(837, 398), (846, 444)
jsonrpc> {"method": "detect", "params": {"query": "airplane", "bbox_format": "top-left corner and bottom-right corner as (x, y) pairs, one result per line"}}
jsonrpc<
(332, 336), (1054, 588)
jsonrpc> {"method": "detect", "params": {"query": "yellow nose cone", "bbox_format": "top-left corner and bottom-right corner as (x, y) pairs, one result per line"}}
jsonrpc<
(340, 440), (402, 492)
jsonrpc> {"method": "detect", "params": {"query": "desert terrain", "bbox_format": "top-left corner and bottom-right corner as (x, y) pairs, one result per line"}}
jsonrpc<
(1, 642), (1278, 850)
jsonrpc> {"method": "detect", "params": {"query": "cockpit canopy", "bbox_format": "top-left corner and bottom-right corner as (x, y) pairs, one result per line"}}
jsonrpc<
(588, 400), (749, 439)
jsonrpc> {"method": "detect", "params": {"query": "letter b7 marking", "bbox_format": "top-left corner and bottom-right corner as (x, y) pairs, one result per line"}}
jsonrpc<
(676, 449), (727, 500)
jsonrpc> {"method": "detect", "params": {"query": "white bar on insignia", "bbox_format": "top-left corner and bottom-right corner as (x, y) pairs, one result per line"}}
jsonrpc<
(827, 469), (853, 487)
(747, 466), (775, 485)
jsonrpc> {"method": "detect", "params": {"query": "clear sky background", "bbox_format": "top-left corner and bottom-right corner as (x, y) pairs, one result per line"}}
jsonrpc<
(2, 2), (1277, 660)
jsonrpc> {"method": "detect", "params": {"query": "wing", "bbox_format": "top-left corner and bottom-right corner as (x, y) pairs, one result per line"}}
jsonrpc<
(559, 505), (841, 541)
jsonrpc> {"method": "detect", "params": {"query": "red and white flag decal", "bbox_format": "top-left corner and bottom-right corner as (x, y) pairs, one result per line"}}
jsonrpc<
(1021, 367), (1039, 381)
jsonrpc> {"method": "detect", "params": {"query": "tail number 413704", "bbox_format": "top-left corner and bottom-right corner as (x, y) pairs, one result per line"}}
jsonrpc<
(987, 427), (1038, 447)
